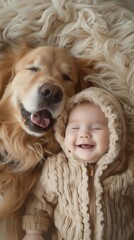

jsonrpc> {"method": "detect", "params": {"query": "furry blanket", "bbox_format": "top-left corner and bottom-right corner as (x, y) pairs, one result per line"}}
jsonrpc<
(0, 0), (134, 239)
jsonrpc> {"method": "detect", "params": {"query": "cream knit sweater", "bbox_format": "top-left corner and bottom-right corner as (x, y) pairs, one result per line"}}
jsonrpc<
(22, 88), (134, 240)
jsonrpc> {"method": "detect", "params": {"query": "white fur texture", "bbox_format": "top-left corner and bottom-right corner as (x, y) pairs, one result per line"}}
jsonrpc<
(0, 0), (134, 239)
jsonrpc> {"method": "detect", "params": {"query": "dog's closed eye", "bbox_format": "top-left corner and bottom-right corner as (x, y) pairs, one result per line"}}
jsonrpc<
(62, 74), (71, 81)
(25, 66), (40, 72)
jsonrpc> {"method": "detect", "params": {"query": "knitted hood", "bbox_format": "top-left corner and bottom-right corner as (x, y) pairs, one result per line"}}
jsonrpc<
(55, 87), (126, 176)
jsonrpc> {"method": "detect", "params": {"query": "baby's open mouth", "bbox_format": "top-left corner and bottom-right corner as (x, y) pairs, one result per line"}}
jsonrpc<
(77, 144), (95, 149)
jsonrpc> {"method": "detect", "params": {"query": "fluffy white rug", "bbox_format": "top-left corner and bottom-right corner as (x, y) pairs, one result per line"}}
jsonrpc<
(0, 1), (134, 239)
(0, 0), (134, 154)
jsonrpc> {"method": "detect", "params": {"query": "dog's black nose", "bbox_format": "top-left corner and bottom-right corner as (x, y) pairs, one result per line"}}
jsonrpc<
(39, 83), (63, 104)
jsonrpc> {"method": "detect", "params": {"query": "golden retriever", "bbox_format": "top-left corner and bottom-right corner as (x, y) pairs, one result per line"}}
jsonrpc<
(0, 44), (92, 239)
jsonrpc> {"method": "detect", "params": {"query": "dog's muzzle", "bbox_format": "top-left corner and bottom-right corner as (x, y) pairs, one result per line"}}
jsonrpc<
(19, 83), (63, 134)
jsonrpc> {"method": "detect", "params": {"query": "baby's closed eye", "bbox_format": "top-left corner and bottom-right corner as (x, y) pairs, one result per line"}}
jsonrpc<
(91, 124), (107, 131)
(71, 126), (79, 129)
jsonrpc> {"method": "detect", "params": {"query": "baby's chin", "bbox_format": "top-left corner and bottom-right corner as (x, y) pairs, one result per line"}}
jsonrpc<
(73, 153), (97, 164)
(83, 159), (98, 164)
(79, 154), (99, 164)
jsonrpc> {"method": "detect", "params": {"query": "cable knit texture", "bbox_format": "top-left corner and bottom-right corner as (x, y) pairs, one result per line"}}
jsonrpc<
(22, 87), (134, 240)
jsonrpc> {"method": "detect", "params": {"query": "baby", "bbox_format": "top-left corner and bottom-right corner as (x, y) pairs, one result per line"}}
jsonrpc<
(22, 87), (134, 240)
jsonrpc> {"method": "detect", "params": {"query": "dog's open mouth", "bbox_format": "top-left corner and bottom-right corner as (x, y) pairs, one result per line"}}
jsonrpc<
(19, 103), (55, 133)
(31, 111), (51, 128)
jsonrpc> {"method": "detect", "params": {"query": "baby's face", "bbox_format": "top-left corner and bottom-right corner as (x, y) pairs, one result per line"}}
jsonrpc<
(65, 102), (109, 164)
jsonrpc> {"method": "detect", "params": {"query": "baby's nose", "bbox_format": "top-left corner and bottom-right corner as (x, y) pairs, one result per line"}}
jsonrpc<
(80, 134), (89, 138)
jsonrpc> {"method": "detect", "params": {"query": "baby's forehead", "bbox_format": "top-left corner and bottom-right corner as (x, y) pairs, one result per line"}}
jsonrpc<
(69, 102), (102, 116)
(67, 102), (107, 124)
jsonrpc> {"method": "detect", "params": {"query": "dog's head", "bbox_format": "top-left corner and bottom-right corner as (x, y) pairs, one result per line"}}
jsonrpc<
(0, 45), (92, 137)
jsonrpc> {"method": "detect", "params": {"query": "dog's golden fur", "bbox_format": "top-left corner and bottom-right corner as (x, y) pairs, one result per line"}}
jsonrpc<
(0, 44), (92, 239)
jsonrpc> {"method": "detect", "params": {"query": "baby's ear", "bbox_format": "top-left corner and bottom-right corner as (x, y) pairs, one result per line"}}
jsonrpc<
(74, 57), (94, 91)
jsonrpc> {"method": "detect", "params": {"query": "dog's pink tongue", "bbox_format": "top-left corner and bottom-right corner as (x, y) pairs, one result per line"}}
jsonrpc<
(31, 112), (50, 128)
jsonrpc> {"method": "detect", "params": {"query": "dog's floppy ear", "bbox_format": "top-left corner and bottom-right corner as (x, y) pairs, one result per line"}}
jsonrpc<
(0, 47), (14, 99)
(74, 57), (94, 92)
(0, 42), (32, 99)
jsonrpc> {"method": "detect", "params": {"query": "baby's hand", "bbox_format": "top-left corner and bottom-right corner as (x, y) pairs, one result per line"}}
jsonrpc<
(23, 234), (44, 240)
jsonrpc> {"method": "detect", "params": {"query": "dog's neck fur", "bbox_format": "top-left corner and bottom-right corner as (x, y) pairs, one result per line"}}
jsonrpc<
(0, 127), (60, 172)
(0, 122), (60, 217)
